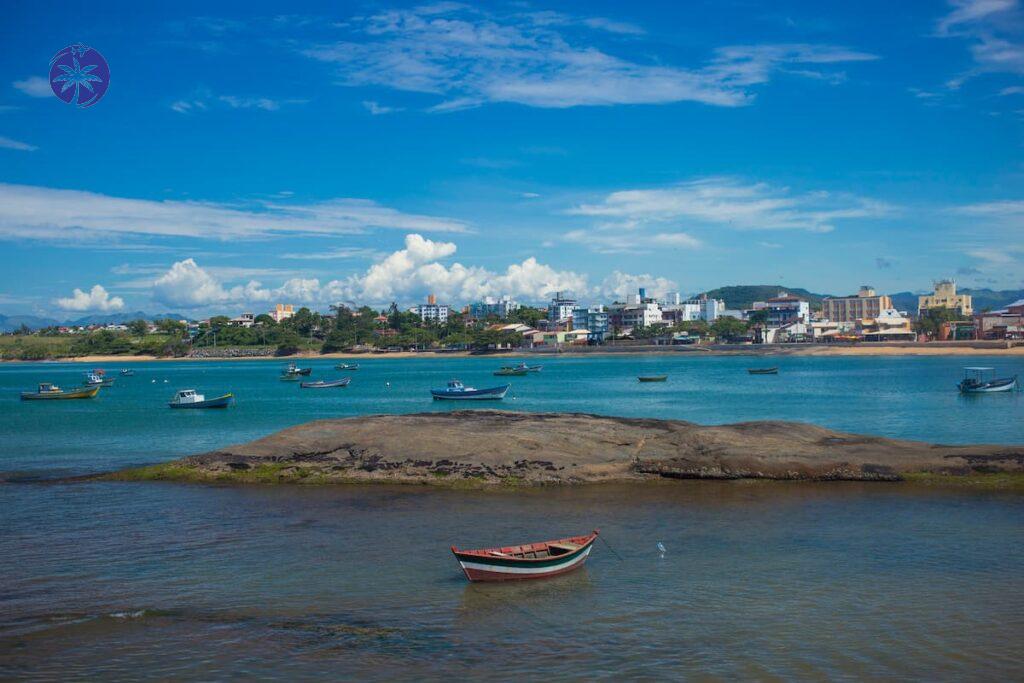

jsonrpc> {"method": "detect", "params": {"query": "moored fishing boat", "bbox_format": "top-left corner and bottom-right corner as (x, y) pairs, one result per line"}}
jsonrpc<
(300, 378), (351, 389)
(638, 375), (667, 382)
(494, 367), (528, 376)
(451, 530), (599, 582)
(20, 383), (101, 401)
(120, 368), (135, 377)
(281, 363), (312, 377)
(748, 367), (778, 375)
(168, 389), (233, 409)
(958, 367), (1018, 394)
(510, 361), (543, 372)
(335, 363), (360, 370)
(431, 379), (509, 400)
(84, 370), (115, 386)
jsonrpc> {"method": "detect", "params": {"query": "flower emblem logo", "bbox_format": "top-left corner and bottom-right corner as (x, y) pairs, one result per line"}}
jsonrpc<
(49, 44), (110, 108)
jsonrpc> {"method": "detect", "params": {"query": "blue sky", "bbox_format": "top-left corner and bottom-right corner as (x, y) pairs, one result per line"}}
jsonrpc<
(1, 0), (1022, 317)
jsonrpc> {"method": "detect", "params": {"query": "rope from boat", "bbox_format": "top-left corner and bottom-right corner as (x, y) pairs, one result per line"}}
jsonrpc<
(597, 534), (624, 562)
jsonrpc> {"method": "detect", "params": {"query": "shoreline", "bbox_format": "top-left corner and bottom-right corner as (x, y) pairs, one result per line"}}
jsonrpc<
(101, 411), (1024, 491)
(6, 341), (1024, 364)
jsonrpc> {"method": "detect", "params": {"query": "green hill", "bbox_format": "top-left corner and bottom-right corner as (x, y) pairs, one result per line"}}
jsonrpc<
(699, 285), (833, 311)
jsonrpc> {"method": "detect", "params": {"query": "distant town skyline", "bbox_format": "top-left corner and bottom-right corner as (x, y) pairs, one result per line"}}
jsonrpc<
(2, 0), (1023, 317)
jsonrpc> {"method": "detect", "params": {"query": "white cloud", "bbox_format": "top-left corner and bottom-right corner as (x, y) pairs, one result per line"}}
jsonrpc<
(152, 259), (273, 308)
(12, 76), (52, 97)
(936, 0), (1016, 36)
(935, 0), (1024, 89)
(0, 135), (36, 151)
(651, 232), (702, 248)
(955, 199), (1024, 215)
(170, 90), (306, 113)
(569, 177), (892, 233)
(55, 284), (125, 312)
(598, 271), (678, 301)
(148, 234), (590, 309)
(362, 100), (402, 114)
(0, 183), (468, 243)
(581, 17), (646, 36)
(303, 5), (876, 110)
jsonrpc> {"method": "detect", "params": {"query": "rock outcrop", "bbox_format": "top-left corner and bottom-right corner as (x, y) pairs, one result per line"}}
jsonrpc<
(110, 411), (1024, 486)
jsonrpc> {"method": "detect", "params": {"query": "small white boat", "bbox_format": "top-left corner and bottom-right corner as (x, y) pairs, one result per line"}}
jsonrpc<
(335, 363), (360, 371)
(300, 378), (351, 389)
(169, 389), (233, 409)
(84, 371), (114, 387)
(431, 379), (509, 400)
(958, 367), (1018, 394)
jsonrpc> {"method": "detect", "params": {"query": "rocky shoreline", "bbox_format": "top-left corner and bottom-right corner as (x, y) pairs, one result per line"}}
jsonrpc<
(105, 411), (1024, 488)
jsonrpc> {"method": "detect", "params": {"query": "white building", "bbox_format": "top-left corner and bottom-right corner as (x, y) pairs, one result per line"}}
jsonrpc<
(229, 312), (255, 327)
(469, 295), (520, 319)
(548, 292), (577, 323)
(411, 294), (450, 324)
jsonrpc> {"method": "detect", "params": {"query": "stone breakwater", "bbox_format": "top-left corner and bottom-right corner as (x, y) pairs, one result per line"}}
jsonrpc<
(187, 347), (275, 359)
(106, 411), (1024, 487)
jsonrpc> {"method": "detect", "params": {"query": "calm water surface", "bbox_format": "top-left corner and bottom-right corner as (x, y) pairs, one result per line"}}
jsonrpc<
(1, 356), (1022, 679)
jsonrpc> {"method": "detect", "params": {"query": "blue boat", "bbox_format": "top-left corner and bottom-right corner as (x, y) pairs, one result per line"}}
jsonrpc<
(431, 379), (509, 401)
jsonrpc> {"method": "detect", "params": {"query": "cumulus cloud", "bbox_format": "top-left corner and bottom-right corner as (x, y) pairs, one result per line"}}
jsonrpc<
(303, 5), (875, 110)
(147, 235), (594, 309)
(151, 259), (273, 308)
(12, 76), (52, 97)
(0, 183), (468, 243)
(569, 177), (892, 233)
(55, 284), (125, 312)
(598, 272), (678, 301)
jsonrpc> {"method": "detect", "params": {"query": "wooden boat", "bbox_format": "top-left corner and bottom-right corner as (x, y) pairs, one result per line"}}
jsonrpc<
(300, 378), (351, 389)
(638, 375), (668, 382)
(84, 371), (115, 386)
(281, 363), (312, 377)
(451, 530), (599, 582)
(168, 389), (233, 409)
(958, 367), (1018, 394)
(431, 379), (509, 400)
(21, 383), (100, 400)
(120, 368), (135, 377)
(334, 363), (360, 370)
(748, 367), (779, 375)
(494, 367), (528, 376)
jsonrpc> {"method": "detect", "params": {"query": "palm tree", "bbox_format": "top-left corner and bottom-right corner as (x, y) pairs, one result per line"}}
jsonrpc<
(52, 56), (102, 106)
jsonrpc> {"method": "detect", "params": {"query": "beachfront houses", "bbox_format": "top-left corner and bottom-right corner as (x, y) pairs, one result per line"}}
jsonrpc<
(858, 309), (915, 341)
(918, 279), (972, 316)
(975, 298), (1024, 340)
(608, 289), (666, 332)
(572, 304), (609, 342)
(821, 287), (893, 323)
(468, 295), (520, 319)
(411, 294), (451, 324)
(758, 293), (811, 327)
(547, 292), (577, 324)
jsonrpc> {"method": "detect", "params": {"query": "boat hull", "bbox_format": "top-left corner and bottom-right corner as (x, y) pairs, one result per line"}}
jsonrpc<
(748, 368), (778, 375)
(959, 376), (1017, 393)
(431, 385), (509, 400)
(169, 393), (233, 409)
(452, 532), (597, 582)
(638, 376), (667, 382)
(21, 386), (100, 400)
(300, 378), (351, 389)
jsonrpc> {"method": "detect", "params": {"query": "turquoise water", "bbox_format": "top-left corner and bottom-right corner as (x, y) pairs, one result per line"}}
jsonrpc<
(1, 354), (1022, 478)
(1, 356), (1023, 679)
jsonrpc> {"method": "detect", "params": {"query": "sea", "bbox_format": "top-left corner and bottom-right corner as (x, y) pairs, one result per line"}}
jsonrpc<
(1, 355), (1022, 679)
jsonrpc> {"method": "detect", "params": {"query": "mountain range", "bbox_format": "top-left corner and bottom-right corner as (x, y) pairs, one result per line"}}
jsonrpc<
(0, 311), (187, 333)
